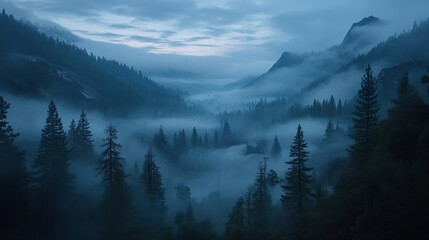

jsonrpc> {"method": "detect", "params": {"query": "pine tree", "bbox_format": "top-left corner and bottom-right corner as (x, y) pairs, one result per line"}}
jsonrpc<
(324, 119), (335, 139)
(222, 120), (232, 146)
(153, 125), (169, 154)
(67, 119), (77, 149)
(179, 129), (188, 153)
(388, 73), (422, 127)
(74, 110), (94, 159)
(32, 101), (72, 199)
(191, 127), (198, 149)
(96, 124), (125, 191)
(387, 73), (427, 161)
(270, 135), (281, 158)
(0, 96), (28, 238)
(140, 148), (167, 220)
(96, 124), (131, 239)
(252, 158), (271, 223)
(31, 101), (72, 236)
(281, 124), (312, 212)
(348, 64), (379, 170)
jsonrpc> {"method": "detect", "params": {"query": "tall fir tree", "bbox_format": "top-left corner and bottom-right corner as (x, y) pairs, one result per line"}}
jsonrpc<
(140, 148), (167, 221)
(324, 119), (335, 139)
(97, 124), (125, 191)
(348, 64), (379, 170)
(0, 96), (28, 239)
(252, 158), (271, 224)
(281, 124), (312, 212)
(67, 119), (77, 150)
(153, 125), (169, 154)
(222, 120), (233, 146)
(191, 127), (198, 149)
(388, 73), (422, 128)
(387, 73), (427, 161)
(223, 120), (231, 135)
(270, 135), (281, 158)
(32, 101), (72, 199)
(96, 124), (131, 240)
(179, 129), (188, 153)
(74, 110), (95, 159)
(31, 101), (72, 237)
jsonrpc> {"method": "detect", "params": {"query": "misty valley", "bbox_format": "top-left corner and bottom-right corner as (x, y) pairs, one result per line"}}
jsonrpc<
(1, 3), (429, 240)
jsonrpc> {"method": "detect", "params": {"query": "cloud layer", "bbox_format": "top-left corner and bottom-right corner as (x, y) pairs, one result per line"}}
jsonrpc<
(6, 0), (429, 58)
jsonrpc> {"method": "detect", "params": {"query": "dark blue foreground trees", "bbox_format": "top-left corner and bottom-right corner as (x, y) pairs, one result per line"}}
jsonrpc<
(96, 124), (132, 240)
(32, 101), (73, 237)
(0, 96), (29, 239)
(281, 124), (313, 212)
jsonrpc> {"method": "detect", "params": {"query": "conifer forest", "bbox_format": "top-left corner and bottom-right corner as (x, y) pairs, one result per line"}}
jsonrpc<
(1, 1), (429, 239)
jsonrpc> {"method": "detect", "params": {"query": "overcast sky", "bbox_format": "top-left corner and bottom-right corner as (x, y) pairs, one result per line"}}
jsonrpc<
(2, 0), (429, 79)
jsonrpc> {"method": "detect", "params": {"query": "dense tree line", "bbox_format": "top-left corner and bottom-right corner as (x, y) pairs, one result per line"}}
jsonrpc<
(152, 120), (244, 160)
(219, 95), (352, 127)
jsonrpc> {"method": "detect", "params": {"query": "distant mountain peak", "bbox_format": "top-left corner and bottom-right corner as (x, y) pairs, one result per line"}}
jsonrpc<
(342, 16), (382, 45)
(352, 16), (381, 28)
(268, 52), (304, 72)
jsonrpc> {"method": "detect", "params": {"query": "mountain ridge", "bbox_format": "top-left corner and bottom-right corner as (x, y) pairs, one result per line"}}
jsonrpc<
(241, 15), (429, 105)
(0, 10), (190, 116)
(342, 16), (382, 45)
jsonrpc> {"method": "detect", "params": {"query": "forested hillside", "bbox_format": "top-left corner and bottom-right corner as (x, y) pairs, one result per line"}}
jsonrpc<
(0, 10), (190, 116)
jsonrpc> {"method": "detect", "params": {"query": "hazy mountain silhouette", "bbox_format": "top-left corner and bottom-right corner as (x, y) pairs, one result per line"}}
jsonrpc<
(243, 16), (429, 104)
